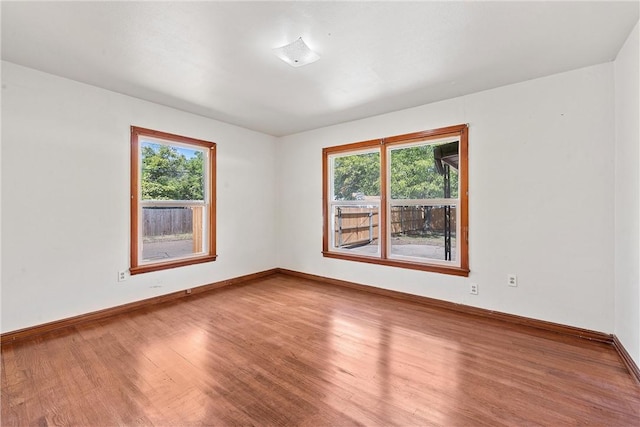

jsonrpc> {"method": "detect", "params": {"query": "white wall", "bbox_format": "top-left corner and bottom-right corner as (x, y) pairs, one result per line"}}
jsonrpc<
(614, 21), (640, 365)
(1, 53), (630, 340)
(278, 63), (615, 333)
(1, 61), (278, 333)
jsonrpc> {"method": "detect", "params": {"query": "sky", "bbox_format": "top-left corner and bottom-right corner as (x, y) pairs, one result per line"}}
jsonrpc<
(141, 139), (199, 159)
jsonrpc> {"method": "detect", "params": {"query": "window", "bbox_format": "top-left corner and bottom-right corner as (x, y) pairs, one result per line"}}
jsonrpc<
(322, 124), (468, 276)
(130, 126), (216, 275)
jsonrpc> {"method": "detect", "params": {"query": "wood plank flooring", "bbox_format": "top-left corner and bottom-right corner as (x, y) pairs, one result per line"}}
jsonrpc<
(2, 273), (639, 426)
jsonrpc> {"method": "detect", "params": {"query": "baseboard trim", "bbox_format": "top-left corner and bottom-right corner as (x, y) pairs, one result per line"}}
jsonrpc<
(612, 335), (640, 385)
(278, 268), (640, 383)
(1, 268), (279, 345)
(6, 266), (637, 384)
(276, 268), (613, 344)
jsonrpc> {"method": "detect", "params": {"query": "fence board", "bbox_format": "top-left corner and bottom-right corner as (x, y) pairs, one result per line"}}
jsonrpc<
(333, 207), (379, 247)
(390, 206), (457, 235)
(143, 208), (193, 237)
(333, 205), (457, 248)
(192, 206), (203, 252)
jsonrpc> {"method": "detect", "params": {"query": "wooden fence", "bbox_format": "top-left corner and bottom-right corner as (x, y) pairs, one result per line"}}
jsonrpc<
(143, 207), (193, 236)
(333, 207), (379, 247)
(334, 205), (456, 248)
(390, 206), (456, 235)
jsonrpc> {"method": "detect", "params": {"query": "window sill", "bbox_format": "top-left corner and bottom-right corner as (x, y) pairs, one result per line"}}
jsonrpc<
(322, 251), (469, 277)
(130, 254), (218, 275)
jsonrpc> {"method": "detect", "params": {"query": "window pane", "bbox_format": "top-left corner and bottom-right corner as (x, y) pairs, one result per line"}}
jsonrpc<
(332, 205), (379, 256)
(332, 152), (380, 201)
(390, 142), (458, 199)
(389, 205), (457, 262)
(142, 206), (205, 262)
(131, 126), (217, 275)
(141, 141), (205, 201)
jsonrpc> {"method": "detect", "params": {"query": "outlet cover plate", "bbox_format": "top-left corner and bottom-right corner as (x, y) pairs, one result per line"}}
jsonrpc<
(470, 283), (478, 295)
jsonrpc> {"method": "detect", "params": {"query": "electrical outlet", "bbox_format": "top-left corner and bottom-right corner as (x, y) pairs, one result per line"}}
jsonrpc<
(118, 270), (127, 282)
(508, 274), (518, 287)
(470, 283), (478, 295)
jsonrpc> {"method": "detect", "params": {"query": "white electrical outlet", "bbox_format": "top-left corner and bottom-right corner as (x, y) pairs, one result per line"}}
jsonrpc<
(470, 283), (478, 295)
(508, 274), (517, 287)
(118, 270), (127, 282)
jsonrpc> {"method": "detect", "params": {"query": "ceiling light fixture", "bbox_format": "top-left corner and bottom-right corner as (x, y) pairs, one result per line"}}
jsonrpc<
(272, 37), (319, 67)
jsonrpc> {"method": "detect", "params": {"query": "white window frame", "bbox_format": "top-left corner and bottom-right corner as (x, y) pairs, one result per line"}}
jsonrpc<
(328, 148), (381, 257)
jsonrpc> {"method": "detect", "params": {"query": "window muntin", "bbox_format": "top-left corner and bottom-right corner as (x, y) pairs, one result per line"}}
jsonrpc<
(131, 127), (216, 275)
(322, 125), (468, 276)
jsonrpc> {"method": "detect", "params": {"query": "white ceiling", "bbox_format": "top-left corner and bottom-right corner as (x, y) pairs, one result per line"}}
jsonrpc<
(2, 1), (638, 137)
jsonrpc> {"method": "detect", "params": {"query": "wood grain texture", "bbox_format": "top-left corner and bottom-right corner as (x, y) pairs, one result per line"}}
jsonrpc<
(0, 269), (277, 345)
(380, 139), (388, 261)
(458, 125), (469, 272)
(613, 335), (640, 385)
(321, 124), (470, 277)
(129, 126), (217, 276)
(130, 126), (140, 272)
(2, 273), (639, 426)
(278, 268), (612, 343)
(321, 251), (471, 276)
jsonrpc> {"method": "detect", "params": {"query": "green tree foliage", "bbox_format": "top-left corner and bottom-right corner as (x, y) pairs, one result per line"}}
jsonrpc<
(332, 143), (458, 201)
(333, 152), (380, 200)
(390, 145), (458, 199)
(141, 143), (204, 201)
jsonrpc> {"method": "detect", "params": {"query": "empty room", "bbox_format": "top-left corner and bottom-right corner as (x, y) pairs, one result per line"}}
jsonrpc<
(1, 1), (639, 425)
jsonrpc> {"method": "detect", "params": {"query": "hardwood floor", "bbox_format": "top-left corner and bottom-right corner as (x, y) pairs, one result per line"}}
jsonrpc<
(2, 273), (639, 426)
